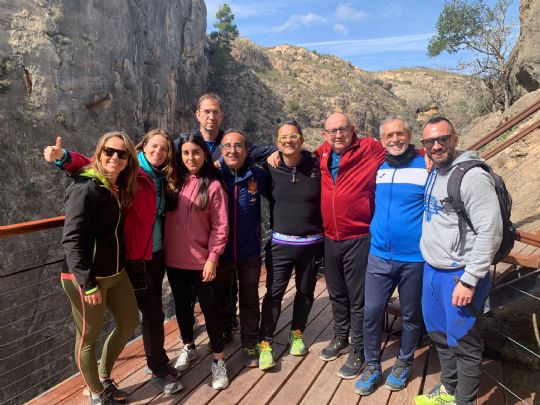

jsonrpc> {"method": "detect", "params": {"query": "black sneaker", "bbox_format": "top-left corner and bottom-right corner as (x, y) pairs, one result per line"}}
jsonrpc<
(319, 337), (349, 361)
(101, 379), (128, 402)
(243, 346), (259, 368)
(337, 348), (364, 379)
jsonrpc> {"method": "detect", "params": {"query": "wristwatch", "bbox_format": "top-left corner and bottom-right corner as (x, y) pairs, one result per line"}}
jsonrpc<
(460, 280), (475, 289)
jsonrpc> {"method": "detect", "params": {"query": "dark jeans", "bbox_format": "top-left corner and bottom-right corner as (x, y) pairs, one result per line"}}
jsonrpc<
(324, 235), (370, 350)
(166, 267), (224, 353)
(363, 254), (423, 367)
(132, 250), (170, 376)
(218, 256), (261, 347)
(259, 242), (323, 342)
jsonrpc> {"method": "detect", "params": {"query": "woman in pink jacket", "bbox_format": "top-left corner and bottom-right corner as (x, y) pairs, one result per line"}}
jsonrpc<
(164, 133), (229, 390)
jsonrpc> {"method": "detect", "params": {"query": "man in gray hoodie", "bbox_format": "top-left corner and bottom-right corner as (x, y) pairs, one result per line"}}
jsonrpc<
(414, 117), (502, 405)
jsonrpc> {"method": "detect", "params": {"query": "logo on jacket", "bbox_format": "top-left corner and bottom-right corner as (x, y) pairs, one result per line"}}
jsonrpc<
(424, 195), (443, 222)
(248, 178), (259, 205)
(248, 178), (258, 195)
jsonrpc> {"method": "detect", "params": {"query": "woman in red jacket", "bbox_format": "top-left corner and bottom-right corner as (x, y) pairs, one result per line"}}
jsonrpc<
(44, 129), (181, 396)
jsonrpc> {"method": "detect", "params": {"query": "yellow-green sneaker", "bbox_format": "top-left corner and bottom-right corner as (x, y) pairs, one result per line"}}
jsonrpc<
(289, 329), (307, 356)
(258, 341), (276, 370)
(414, 383), (456, 405)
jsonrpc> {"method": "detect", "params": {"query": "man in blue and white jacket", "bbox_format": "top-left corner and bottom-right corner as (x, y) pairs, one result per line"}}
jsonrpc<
(355, 116), (428, 396)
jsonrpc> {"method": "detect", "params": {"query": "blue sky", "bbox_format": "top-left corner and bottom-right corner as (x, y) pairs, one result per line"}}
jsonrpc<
(205, 0), (519, 72)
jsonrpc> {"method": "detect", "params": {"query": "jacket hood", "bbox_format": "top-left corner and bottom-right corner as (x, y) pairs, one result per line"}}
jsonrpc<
(439, 150), (483, 174)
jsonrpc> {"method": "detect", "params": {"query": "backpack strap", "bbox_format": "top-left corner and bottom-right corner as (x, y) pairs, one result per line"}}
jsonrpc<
(447, 161), (489, 236)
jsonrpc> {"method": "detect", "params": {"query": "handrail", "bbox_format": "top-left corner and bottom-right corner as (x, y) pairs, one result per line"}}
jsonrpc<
(516, 230), (540, 248)
(482, 118), (540, 160)
(0, 216), (64, 239)
(467, 98), (540, 151)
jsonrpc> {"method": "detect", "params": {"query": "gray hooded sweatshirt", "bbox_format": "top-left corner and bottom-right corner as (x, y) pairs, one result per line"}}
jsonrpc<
(420, 150), (502, 287)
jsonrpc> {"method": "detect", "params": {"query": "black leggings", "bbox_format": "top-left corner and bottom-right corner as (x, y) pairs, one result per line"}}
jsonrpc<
(166, 267), (224, 353)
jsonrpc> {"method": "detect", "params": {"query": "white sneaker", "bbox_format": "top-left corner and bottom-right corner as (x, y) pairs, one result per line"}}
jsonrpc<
(174, 344), (198, 371)
(211, 359), (229, 390)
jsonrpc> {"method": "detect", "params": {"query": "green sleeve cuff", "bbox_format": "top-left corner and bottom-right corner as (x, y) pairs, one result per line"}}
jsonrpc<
(54, 148), (69, 167)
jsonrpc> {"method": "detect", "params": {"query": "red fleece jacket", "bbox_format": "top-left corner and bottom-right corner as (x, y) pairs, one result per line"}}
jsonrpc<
(315, 135), (385, 241)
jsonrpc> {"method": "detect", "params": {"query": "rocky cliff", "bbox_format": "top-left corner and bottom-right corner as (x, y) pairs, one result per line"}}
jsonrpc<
(0, 0), (208, 225)
(210, 39), (491, 150)
(509, 0), (540, 100)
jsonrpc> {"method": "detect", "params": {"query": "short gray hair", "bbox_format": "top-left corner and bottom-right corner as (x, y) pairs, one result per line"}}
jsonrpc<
(379, 115), (411, 137)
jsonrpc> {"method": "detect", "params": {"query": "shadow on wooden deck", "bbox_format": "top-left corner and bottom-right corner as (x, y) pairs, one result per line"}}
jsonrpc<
(28, 274), (532, 405)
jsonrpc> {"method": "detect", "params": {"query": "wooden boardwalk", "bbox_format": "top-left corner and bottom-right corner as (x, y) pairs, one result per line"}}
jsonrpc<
(28, 273), (533, 405)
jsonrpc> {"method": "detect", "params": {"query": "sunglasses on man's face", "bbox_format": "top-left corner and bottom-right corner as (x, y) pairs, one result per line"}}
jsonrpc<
(103, 147), (130, 160)
(420, 135), (453, 149)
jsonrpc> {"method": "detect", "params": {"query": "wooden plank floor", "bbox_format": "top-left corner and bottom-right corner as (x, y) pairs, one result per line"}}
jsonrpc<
(27, 274), (532, 405)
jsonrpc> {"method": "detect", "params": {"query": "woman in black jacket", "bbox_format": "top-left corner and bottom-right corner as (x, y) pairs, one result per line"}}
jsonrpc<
(60, 131), (139, 405)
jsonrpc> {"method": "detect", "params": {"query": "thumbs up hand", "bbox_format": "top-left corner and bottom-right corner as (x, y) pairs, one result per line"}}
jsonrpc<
(43, 136), (65, 162)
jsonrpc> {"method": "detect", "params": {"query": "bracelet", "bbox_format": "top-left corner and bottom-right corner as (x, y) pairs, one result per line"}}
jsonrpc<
(84, 286), (99, 295)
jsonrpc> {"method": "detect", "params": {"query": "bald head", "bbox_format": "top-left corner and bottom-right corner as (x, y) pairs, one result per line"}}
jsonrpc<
(323, 112), (355, 154)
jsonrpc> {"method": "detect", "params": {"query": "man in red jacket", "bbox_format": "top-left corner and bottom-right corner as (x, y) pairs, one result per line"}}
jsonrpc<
(317, 112), (386, 379)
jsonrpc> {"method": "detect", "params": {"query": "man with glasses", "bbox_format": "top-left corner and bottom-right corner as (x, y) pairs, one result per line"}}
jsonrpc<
(354, 116), (427, 396)
(215, 130), (268, 367)
(257, 120), (323, 370)
(175, 93), (275, 162)
(414, 117), (502, 405)
(316, 112), (386, 380)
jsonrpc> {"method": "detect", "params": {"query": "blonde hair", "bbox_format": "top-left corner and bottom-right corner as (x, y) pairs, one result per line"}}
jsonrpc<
(88, 131), (139, 208)
(136, 128), (177, 193)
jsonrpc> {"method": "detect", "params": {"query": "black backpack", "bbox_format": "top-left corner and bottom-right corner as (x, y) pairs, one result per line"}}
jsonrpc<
(446, 160), (515, 264)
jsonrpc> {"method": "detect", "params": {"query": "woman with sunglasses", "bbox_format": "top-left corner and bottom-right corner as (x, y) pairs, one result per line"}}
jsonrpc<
(44, 129), (182, 397)
(163, 134), (229, 390)
(58, 132), (140, 405)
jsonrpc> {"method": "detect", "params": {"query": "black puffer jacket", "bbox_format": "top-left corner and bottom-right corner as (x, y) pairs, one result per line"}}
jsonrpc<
(61, 168), (124, 292)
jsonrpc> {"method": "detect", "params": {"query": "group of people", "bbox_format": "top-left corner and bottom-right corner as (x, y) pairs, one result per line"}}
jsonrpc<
(44, 92), (503, 405)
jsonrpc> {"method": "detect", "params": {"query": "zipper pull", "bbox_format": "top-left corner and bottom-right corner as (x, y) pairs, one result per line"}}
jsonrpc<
(291, 167), (297, 183)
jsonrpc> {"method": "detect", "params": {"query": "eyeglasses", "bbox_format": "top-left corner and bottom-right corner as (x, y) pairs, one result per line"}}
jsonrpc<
(278, 134), (302, 142)
(221, 143), (245, 151)
(420, 135), (453, 149)
(103, 147), (130, 160)
(324, 126), (350, 136)
(199, 109), (221, 116)
(382, 131), (409, 141)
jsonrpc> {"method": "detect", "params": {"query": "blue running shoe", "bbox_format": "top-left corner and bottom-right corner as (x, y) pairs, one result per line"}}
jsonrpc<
(385, 360), (411, 391)
(354, 365), (383, 396)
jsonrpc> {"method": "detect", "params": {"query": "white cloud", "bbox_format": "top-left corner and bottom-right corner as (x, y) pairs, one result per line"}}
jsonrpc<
(299, 33), (434, 57)
(271, 13), (327, 33)
(383, 2), (403, 19)
(206, 1), (281, 19)
(333, 24), (349, 35)
(335, 3), (368, 21)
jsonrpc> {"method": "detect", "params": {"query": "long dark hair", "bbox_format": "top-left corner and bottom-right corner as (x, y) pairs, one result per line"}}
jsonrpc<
(136, 128), (177, 193)
(176, 133), (222, 210)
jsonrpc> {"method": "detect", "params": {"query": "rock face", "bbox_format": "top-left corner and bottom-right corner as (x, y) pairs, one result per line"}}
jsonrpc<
(209, 39), (491, 150)
(0, 0), (207, 225)
(375, 68), (490, 131)
(509, 0), (540, 100)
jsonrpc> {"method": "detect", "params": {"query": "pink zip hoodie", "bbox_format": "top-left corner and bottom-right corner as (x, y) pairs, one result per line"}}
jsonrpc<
(164, 175), (229, 270)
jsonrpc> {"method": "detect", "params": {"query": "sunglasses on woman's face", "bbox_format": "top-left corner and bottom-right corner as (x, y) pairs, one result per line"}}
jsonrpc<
(103, 147), (130, 160)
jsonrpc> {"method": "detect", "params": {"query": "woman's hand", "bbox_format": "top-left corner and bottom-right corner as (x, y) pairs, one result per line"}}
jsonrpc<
(43, 136), (65, 162)
(202, 260), (217, 282)
(83, 289), (102, 305)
